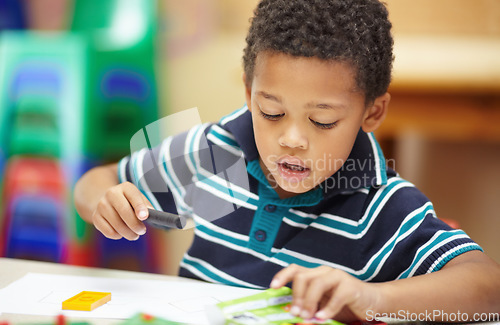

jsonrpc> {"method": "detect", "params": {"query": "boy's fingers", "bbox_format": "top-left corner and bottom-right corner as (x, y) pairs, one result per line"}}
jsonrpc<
(271, 264), (324, 317)
(122, 183), (152, 221)
(97, 198), (140, 241)
(105, 185), (147, 236)
(292, 267), (335, 318)
(315, 276), (375, 322)
(111, 189), (147, 235)
(106, 209), (140, 241)
(301, 272), (341, 319)
(140, 192), (155, 215)
(91, 182), (152, 241)
(113, 199), (147, 236)
(270, 263), (303, 288)
(93, 212), (122, 240)
(315, 282), (357, 320)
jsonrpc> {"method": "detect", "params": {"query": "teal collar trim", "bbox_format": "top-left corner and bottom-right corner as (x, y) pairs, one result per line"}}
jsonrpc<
(246, 159), (323, 207)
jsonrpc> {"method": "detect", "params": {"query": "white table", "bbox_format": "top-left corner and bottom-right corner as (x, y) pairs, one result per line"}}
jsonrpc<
(0, 257), (196, 324)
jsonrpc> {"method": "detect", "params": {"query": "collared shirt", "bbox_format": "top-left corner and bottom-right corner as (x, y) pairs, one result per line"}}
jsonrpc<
(118, 105), (481, 289)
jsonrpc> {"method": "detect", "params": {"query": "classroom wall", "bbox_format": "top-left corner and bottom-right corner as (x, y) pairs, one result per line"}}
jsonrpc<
(160, 0), (500, 121)
(386, 0), (500, 263)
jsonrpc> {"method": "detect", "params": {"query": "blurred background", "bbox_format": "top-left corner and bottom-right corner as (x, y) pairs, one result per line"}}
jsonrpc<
(0, 0), (498, 275)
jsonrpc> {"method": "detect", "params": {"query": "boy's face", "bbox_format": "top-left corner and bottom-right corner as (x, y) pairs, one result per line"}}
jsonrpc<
(245, 51), (388, 198)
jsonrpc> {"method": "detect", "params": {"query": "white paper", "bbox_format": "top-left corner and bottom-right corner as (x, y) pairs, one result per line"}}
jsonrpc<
(0, 273), (261, 324)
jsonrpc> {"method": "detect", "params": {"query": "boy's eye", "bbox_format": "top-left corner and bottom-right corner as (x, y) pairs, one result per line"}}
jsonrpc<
(259, 109), (284, 121)
(310, 118), (337, 129)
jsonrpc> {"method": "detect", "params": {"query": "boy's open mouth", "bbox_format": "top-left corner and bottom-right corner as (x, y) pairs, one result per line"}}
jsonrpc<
(280, 162), (307, 172)
(277, 161), (311, 182)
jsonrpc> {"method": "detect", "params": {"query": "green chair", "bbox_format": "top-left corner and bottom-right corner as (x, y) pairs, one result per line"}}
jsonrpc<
(9, 95), (60, 158)
(0, 31), (91, 250)
(68, 0), (161, 271)
(70, 0), (159, 162)
(0, 31), (88, 163)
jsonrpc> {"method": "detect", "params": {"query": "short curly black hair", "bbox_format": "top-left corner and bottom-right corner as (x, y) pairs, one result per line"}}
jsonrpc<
(243, 0), (394, 105)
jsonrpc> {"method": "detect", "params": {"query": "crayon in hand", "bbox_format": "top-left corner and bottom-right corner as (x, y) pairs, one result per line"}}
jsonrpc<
(145, 209), (187, 230)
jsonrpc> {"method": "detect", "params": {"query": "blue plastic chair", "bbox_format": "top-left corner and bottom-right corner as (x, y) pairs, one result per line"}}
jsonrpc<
(4, 194), (66, 262)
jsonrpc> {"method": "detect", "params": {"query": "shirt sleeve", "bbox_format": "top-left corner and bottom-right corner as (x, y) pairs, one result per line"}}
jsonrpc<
(367, 181), (483, 281)
(116, 121), (250, 219)
(116, 127), (196, 215)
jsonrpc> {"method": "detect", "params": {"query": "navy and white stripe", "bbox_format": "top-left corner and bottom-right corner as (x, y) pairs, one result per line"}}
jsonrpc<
(118, 105), (482, 288)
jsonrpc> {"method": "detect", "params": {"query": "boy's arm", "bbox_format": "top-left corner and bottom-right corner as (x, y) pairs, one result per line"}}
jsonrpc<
(379, 250), (500, 314)
(73, 163), (153, 240)
(74, 163), (119, 223)
(271, 250), (500, 322)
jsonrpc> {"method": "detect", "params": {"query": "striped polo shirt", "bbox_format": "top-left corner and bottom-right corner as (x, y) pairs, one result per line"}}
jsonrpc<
(118, 105), (482, 289)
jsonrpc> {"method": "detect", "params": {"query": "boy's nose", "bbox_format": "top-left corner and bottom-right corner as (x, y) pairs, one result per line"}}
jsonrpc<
(278, 126), (308, 150)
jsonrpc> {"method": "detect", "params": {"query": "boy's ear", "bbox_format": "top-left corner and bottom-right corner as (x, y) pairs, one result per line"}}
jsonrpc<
(361, 92), (390, 133)
(242, 73), (252, 112)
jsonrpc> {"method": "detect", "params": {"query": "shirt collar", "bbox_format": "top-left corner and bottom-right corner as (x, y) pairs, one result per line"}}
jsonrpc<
(221, 104), (389, 198)
(220, 105), (260, 161)
(321, 129), (388, 198)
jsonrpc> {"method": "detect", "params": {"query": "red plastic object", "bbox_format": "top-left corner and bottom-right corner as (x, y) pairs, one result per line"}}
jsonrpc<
(3, 156), (65, 201)
(1, 156), (68, 262)
(65, 239), (97, 267)
(56, 314), (66, 325)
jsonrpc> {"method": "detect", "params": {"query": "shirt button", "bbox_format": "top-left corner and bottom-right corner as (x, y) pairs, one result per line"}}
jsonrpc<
(264, 204), (277, 212)
(254, 230), (267, 242)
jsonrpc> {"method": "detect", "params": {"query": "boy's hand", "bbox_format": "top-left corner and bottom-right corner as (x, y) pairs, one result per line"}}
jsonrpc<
(270, 264), (382, 322)
(92, 182), (153, 241)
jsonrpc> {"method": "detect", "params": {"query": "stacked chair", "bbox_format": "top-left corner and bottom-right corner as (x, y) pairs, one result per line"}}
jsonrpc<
(0, 32), (87, 263)
(0, 0), (161, 272)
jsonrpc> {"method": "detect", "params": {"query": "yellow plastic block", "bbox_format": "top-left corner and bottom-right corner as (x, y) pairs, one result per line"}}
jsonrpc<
(62, 291), (111, 311)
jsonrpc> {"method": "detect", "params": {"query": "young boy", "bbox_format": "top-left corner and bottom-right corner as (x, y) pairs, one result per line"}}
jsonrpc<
(74, 0), (500, 322)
